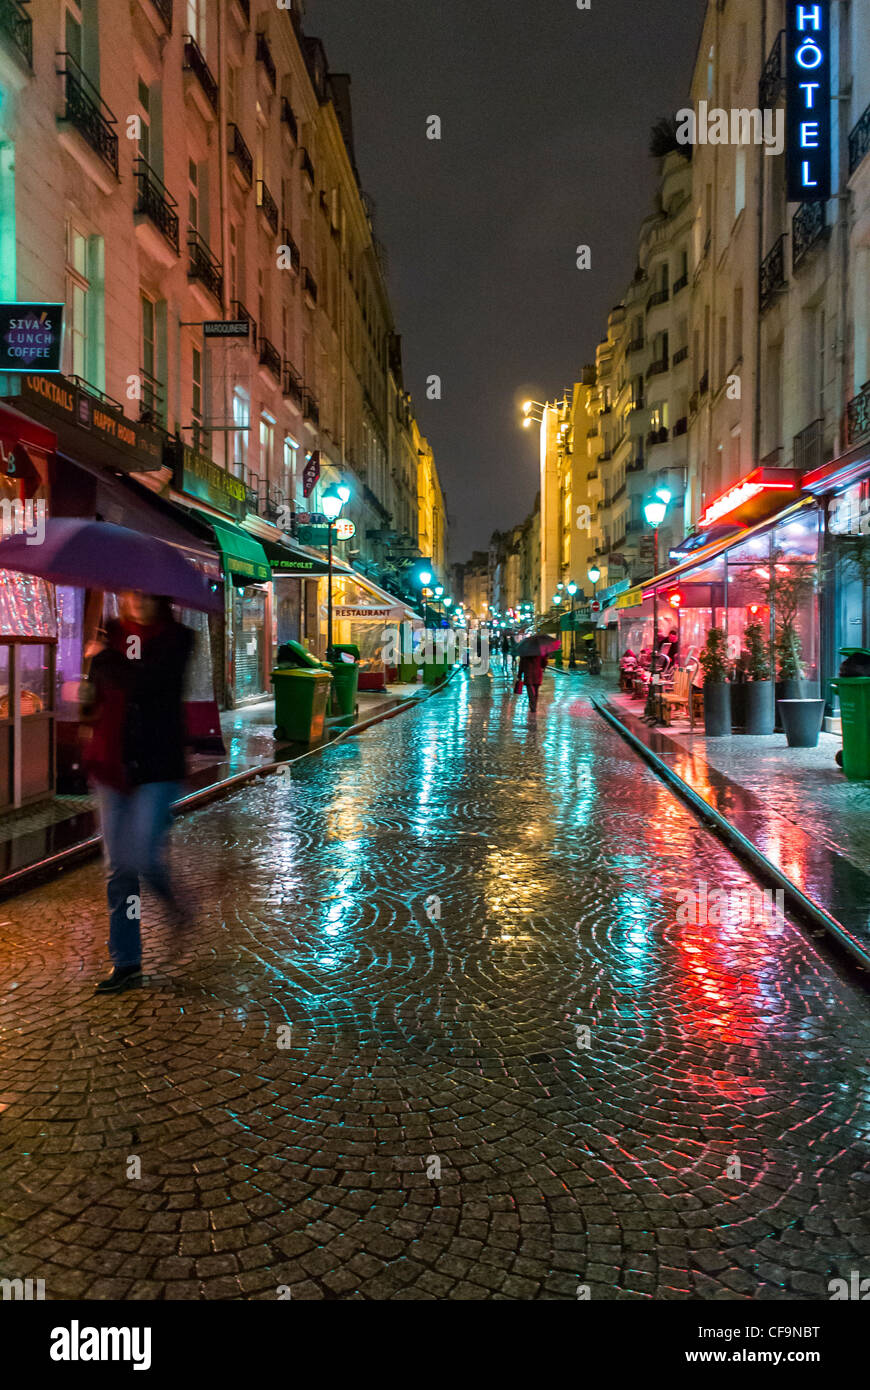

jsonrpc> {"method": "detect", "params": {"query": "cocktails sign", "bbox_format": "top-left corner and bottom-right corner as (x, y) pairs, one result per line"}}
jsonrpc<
(0, 304), (64, 373)
(786, 3), (831, 202)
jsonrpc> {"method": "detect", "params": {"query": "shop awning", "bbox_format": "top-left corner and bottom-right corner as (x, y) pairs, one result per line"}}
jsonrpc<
(210, 519), (270, 584)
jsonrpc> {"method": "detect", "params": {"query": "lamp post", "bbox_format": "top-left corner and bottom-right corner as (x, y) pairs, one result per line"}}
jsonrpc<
(321, 484), (345, 660)
(643, 493), (671, 683)
(417, 566), (432, 627)
(567, 580), (579, 668)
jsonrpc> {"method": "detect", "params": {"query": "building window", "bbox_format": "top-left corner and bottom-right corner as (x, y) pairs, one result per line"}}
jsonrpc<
(192, 346), (202, 422)
(735, 148), (746, 219)
(188, 159), (199, 233)
(65, 221), (103, 389)
(232, 387), (249, 476)
(229, 223), (238, 303)
(64, 0), (83, 69)
(284, 435), (298, 492)
(137, 79), (151, 166)
(186, 0), (205, 48)
(259, 414), (275, 480)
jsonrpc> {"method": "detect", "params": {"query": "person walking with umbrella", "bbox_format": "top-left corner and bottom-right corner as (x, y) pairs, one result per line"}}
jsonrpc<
(516, 632), (557, 713)
(82, 592), (194, 993)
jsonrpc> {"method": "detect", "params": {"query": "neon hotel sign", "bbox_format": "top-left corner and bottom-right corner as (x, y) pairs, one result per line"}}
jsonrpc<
(786, 3), (831, 202)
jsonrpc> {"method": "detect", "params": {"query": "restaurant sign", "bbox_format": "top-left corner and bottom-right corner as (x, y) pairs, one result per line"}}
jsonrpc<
(169, 441), (247, 520)
(4, 373), (163, 472)
(0, 304), (64, 373)
(786, 2), (831, 202)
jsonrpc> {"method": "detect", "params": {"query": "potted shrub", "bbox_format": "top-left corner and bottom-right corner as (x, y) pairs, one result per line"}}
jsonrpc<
(743, 622), (775, 735)
(766, 554), (819, 701)
(699, 627), (732, 736)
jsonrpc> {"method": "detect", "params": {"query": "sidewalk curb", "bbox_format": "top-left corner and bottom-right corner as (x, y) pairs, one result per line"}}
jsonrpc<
(0, 672), (455, 903)
(591, 695), (870, 978)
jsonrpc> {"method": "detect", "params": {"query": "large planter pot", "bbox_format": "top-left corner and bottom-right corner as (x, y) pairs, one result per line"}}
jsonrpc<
(775, 678), (820, 727)
(730, 682), (747, 730)
(778, 698), (825, 748)
(745, 680), (775, 735)
(704, 682), (732, 736)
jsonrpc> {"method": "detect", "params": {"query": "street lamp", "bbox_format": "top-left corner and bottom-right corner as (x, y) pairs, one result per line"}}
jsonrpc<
(567, 580), (579, 668)
(321, 484), (345, 659)
(643, 496), (669, 576)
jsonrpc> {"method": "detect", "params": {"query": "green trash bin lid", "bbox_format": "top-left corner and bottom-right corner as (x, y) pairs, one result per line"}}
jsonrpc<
(276, 640), (328, 669)
(331, 643), (361, 661)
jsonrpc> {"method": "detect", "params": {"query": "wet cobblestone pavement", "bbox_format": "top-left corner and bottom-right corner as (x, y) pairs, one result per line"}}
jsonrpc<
(1, 671), (869, 1301)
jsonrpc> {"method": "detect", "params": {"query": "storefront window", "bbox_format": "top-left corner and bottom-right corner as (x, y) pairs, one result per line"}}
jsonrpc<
(770, 513), (820, 688)
(0, 573), (57, 638)
(233, 587), (266, 702)
(18, 645), (51, 713)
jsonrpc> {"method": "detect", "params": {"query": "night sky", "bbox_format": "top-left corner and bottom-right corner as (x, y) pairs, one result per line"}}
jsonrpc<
(306, 0), (708, 561)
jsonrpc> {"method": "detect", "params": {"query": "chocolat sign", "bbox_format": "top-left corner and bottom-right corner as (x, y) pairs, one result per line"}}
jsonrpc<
(786, 3), (831, 202)
(0, 304), (64, 373)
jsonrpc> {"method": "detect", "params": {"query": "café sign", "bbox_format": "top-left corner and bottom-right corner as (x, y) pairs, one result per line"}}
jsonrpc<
(4, 373), (163, 472)
(786, 2), (831, 202)
(0, 304), (64, 373)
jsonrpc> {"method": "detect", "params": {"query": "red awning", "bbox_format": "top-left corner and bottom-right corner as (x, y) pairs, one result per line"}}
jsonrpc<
(0, 401), (57, 455)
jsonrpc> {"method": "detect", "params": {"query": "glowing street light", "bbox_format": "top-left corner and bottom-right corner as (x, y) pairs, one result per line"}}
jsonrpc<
(321, 484), (345, 658)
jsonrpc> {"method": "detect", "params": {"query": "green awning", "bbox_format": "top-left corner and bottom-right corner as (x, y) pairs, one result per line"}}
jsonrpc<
(210, 520), (271, 584)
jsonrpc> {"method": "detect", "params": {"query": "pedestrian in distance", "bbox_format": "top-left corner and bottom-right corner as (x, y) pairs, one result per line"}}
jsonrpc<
(500, 631), (512, 671)
(518, 647), (548, 712)
(80, 592), (194, 994)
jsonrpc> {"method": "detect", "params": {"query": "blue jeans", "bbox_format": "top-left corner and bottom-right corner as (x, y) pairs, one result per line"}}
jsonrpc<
(96, 782), (180, 968)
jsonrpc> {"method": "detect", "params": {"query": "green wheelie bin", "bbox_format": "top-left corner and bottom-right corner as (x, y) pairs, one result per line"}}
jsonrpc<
(329, 643), (360, 725)
(831, 664), (870, 782)
(271, 667), (332, 744)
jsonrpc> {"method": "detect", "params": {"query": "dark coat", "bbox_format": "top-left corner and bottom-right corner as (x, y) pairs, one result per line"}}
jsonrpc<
(85, 618), (194, 788)
(519, 653), (548, 688)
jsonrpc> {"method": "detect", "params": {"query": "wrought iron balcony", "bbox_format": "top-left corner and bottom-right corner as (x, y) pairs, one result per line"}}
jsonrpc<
(626, 337), (645, 354)
(139, 367), (165, 426)
(672, 273), (689, 296)
(187, 228), (223, 303)
(283, 361), (303, 407)
(257, 180), (279, 234)
(646, 356), (669, 379)
(230, 299), (256, 344)
(672, 345), (689, 366)
(759, 235), (787, 313)
(150, 0), (172, 31)
(302, 390), (320, 426)
(846, 384), (870, 447)
(280, 229), (301, 274)
(646, 287), (669, 311)
(1, 0), (32, 67)
(256, 31), (276, 89)
(793, 418), (825, 472)
(56, 53), (119, 176)
(134, 158), (179, 253)
(646, 428), (669, 448)
(300, 148), (315, 187)
(303, 267), (318, 303)
(228, 124), (253, 186)
(793, 201), (827, 272)
(849, 101), (870, 176)
(183, 34), (218, 113)
(281, 98), (299, 143)
(258, 335), (281, 381)
(759, 29), (785, 109)
(673, 416), (688, 437)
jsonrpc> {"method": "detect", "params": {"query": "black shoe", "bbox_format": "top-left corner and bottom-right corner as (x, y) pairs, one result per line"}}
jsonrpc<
(94, 965), (142, 994)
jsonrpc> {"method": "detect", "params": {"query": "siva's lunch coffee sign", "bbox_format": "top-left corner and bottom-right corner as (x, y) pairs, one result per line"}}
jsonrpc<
(0, 303), (64, 373)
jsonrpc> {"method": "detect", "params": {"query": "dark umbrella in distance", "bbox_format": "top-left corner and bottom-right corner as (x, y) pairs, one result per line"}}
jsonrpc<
(516, 633), (561, 658)
(0, 519), (223, 612)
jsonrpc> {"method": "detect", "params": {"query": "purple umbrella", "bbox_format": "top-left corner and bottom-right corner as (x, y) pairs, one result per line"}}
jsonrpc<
(517, 633), (561, 657)
(0, 519), (223, 613)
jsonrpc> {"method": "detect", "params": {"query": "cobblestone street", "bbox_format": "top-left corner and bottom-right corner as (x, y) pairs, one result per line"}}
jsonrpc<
(1, 672), (868, 1301)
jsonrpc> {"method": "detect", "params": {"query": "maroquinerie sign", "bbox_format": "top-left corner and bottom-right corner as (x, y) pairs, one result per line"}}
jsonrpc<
(786, 2), (831, 202)
(4, 373), (163, 472)
(168, 440), (247, 520)
(0, 304), (64, 373)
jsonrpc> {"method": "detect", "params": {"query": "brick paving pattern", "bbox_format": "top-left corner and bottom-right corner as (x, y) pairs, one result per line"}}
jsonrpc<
(0, 671), (868, 1300)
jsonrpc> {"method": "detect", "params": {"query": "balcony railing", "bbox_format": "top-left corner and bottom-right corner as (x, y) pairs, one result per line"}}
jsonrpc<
(613, 483), (627, 503)
(646, 357), (669, 379)
(228, 124), (253, 186)
(257, 180), (279, 233)
(139, 367), (165, 426)
(56, 52), (119, 176)
(793, 201), (827, 271)
(283, 361), (303, 407)
(793, 418), (825, 473)
(673, 416), (688, 437)
(646, 287), (669, 311)
(256, 31), (276, 89)
(280, 229), (301, 274)
(258, 335), (281, 381)
(230, 299), (257, 344)
(1, 0), (32, 67)
(187, 228), (223, 302)
(281, 97), (299, 143)
(244, 468), (260, 515)
(303, 267), (318, 303)
(183, 34), (218, 113)
(627, 337), (645, 354)
(134, 158), (179, 253)
(759, 30), (785, 109)
(849, 101), (870, 176)
(302, 390), (320, 426)
(673, 273), (688, 296)
(150, 0), (172, 31)
(598, 449), (612, 462)
(646, 428), (669, 448)
(760, 234), (787, 312)
(672, 345), (689, 366)
(846, 384), (870, 447)
(300, 148), (315, 186)
(627, 458), (645, 474)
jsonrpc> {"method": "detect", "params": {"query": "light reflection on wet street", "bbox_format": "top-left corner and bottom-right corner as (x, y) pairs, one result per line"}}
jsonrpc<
(1, 671), (868, 1300)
